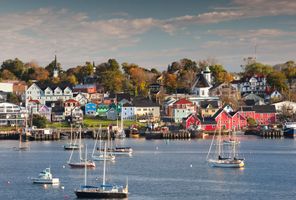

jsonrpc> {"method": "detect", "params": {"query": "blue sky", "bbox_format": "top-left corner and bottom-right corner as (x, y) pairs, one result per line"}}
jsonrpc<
(0, 0), (295, 72)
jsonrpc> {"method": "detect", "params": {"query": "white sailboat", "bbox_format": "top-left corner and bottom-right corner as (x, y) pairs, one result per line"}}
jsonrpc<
(92, 127), (115, 161)
(97, 128), (133, 156)
(115, 113), (126, 138)
(207, 115), (244, 168)
(68, 126), (96, 168)
(75, 143), (128, 199)
(64, 124), (79, 150)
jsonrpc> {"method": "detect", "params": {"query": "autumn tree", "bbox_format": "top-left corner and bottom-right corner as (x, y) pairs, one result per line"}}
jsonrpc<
(164, 73), (177, 93)
(0, 69), (17, 80)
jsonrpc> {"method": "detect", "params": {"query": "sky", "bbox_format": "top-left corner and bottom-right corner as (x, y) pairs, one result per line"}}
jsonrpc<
(0, 0), (295, 72)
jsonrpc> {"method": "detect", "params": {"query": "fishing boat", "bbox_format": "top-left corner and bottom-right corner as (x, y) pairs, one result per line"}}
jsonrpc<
(64, 124), (80, 150)
(92, 128), (115, 161)
(32, 168), (59, 184)
(207, 116), (245, 168)
(75, 143), (128, 199)
(68, 126), (96, 168)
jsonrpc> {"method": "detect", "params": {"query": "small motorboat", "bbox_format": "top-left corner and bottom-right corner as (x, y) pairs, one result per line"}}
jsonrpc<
(32, 168), (60, 184)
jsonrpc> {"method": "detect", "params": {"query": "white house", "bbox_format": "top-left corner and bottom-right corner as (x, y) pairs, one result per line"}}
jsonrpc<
(238, 75), (267, 95)
(191, 67), (212, 97)
(121, 103), (135, 120)
(73, 93), (88, 106)
(25, 83), (73, 106)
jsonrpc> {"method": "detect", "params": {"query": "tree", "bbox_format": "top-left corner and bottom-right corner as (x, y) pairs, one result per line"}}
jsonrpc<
(0, 69), (17, 80)
(247, 117), (257, 126)
(244, 62), (273, 76)
(267, 71), (288, 92)
(6, 93), (21, 104)
(1, 58), (25, 79)
(32, 114), (47, 128)
(96, 59), (124, 93)
(164, 73), (177, 93)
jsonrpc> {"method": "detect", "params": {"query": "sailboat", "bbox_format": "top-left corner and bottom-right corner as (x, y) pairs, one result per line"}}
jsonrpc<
(75, 143), (128, 199)
(207, 114), (244, 168)
(223, 117), (240, 145)
(64, 124), (79, 150)
(115, 113), (126, 138)
(68, 126), (96, 168)
(97, 128), (133, 156)
(92, 127), (115, 161)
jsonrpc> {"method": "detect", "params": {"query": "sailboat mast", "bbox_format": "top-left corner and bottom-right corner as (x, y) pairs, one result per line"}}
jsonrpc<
(218, 116), (222, 156)
(84, 145), (87, 187)
(79, 126), (82, 161)
(103, 143), (107, 186)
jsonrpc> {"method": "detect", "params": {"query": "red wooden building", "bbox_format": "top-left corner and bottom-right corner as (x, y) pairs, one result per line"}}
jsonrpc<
(183, 105), (276, 131)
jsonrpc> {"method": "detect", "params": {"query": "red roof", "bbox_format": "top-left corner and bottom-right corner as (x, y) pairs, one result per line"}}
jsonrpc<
(28, 99), (40, 104)
(64, 99), (79, 104)
(173, 98), (193, 105)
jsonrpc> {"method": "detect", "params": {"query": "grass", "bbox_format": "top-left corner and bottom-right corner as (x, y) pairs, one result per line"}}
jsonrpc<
(46, 118), (145, 129)
(0, 126), (19, 131)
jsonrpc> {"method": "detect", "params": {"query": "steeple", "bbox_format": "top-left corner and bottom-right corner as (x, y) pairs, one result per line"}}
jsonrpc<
(53, 55), (59, 78)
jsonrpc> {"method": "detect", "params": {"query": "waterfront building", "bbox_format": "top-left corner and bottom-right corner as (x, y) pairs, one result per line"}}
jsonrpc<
(0, 102), (27, 126)
(172, 98), (196, 123)
(38, 105), (52, 122)
(73, 92), (88, 106)
(0, 91), (8, 103)
(121, 103), (135, 120)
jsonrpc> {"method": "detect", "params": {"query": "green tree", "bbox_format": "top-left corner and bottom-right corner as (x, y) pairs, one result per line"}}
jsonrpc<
(267, 71), (288, 92)
(6, 93), (21, 104)
(0, 69), (18, 80)
(32, 114), (47, 128)
(247, 117), (257, 126)
(1, 58), (25, 79)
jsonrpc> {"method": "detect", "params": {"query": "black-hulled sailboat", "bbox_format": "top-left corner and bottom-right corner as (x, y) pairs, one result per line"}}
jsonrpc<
(75, 143), (128, 199)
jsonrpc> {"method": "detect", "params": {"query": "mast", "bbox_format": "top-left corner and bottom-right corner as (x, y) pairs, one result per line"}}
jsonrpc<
(103, 142), (107, 186)
(70, 123), (73, 144)
(84, 145), (87, 187)
(79, 125), (82, 161)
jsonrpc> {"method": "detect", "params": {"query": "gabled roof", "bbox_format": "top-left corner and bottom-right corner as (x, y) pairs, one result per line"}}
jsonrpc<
(192, 74), (211, 88)
(212, 108), (232, 119)
(109, 93), (132, 102)
(133, 97), (159, 107)
(173, 98), (193, 105)
(200, 100), (219, 109)
(240, 106), (254, 112)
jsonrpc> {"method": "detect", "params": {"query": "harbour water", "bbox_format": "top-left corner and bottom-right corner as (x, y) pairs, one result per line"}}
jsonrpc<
(1, 136), (296, 200)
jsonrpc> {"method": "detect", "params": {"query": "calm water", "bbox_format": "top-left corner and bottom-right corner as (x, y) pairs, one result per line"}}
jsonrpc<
(0, 136), (296, 200)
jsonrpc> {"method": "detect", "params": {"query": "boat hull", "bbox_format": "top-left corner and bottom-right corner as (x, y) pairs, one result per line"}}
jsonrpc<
(75, 190), (127, 199)
(209, 159), (245, 168)
(68, 162), (96, 168)
(32, 178), (59, 184)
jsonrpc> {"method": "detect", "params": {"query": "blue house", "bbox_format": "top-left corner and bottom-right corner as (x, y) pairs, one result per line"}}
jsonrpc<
(85, 102), (97, 116)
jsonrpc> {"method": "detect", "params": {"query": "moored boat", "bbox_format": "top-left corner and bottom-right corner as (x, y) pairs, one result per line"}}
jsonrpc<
(32, 168), (59, 184)
(75, 143), (128, 199)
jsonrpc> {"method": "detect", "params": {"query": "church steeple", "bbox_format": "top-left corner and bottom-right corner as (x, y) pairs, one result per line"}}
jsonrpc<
(53, 55), (59, 78)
